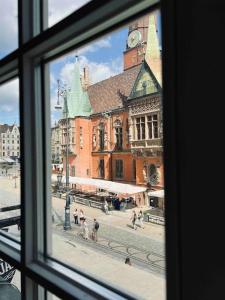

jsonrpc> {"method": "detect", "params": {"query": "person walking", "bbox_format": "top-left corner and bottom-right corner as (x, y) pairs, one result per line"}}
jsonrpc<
(79, 209), (84, 224)
(73, 208), (78, 225)
(138, 210), (145, 229)
(138, 195), (141, 207)
(92, 218), (100, 242)
(125, 257), (132, 266)
(83, 218), (89, 240)
(131, 211), (137, 230)
(104, 200), (109, 215)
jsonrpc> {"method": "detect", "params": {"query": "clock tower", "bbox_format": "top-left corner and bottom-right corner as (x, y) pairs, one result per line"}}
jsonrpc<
(123, 15), (149, 71)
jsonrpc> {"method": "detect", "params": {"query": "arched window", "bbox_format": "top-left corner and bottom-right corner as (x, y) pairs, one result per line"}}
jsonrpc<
(99, 123), (105, 150)
(114, 119), (123, 150)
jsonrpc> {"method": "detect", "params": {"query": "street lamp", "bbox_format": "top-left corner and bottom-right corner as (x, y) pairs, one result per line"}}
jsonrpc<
(13, 160), (17, 188)
(57, 171), (62, 190)
(55, 79), (71, 230)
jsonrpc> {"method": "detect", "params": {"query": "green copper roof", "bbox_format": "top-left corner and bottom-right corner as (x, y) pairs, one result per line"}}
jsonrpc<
(63, 58), (92, 118)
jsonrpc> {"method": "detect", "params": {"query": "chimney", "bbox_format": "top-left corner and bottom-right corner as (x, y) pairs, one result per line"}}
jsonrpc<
(82, 66), (91, 89)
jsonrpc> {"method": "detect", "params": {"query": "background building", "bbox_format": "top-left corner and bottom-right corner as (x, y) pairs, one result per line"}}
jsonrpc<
(53, 12), (164, 206)
(0, 124), (20, 160)
(51, 123), (62, 164)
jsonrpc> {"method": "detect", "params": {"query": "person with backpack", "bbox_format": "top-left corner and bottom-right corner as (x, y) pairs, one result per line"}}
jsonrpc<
(92, 218), (99, 242)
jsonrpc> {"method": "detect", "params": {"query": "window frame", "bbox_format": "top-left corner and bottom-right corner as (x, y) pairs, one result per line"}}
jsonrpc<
(99, 159), (105, 178)
(115, 159), (123, 179)
(147, 113), (159, 139)
(115, 126), (123, 150)
(99, 124), (105, 151)
(0, 0), (182, 300)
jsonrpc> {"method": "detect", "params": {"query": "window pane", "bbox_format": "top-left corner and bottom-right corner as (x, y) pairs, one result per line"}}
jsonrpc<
(48, 10), (165, 300)
(47, 291), (62, 300)
(0, 258), (21, 299)
(48, 0), (91, 28)
(0, 1), (18, 59)
(0, 79), (21, 242)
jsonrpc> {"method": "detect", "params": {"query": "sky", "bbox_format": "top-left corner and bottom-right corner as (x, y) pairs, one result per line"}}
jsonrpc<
(0, 1), (161, 126)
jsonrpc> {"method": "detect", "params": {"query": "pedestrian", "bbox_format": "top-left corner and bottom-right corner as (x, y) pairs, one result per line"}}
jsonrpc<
(104, 200), (109, 215)
(138, 195), (141, 207)
(79, 209), (84, 224)
(125, 257), (131, 266)
(131, 210), (137, 230)
(138, 210), (145, 229)
(83, 218), (89, 240)
(92, 218), (100, 242)
(73, 208), (78, 225)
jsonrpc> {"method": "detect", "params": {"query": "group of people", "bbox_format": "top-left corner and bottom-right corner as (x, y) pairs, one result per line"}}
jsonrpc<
(130, 210), (144, 230)
(73, 208), (83, 225)
(73, 208), (100, 241)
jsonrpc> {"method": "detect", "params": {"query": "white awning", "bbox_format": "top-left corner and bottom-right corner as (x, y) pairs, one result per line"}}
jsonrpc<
(52, 174), (146, 195)
(148, 189), (164, 198)
(0, 158), (15, 163)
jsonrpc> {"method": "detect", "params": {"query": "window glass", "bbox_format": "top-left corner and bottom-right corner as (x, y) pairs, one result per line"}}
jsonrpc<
(0, 1), (18, 59)
(48, 0), (91, 28)
(48, 11), (165, 300)
(0, 79), (21, 241)
(47, 291), (62, 300)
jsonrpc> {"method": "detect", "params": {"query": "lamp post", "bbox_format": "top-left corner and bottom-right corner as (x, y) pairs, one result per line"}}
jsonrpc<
(13, 160), (17, 188)
(55, 79), (71, 230)
(57, 172), (62, 190)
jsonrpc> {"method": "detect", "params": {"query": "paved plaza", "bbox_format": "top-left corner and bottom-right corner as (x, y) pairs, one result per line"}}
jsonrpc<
(0, 176), (166, 300)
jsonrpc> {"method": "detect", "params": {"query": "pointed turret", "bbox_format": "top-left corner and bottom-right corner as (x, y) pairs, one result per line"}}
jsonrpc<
(145, 13), (162, 86)
(63, 56), (92, 118)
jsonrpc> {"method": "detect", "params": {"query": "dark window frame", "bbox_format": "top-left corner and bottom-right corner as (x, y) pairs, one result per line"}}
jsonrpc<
(99, 159), (105, 178)
(0, 1), (186, 300)
(99, 125), (105, 151)
(115, 126), (123, 150)
(115, 159), (123, 178)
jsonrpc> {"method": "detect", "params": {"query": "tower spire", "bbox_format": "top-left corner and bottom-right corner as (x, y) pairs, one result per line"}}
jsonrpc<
(145, 13), (162, 86)
(65, 55), (92, 118)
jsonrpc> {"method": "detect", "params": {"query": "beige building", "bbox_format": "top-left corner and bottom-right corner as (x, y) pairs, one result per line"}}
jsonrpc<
(0, 124), (20, 159)
(51, 124), (63, 164)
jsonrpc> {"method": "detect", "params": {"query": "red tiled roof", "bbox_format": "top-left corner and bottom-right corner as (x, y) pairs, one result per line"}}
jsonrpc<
(87, 65), (141, 114)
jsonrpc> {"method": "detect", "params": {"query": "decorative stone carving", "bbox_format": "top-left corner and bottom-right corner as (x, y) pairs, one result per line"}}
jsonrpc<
(104, 132), (108, 147)
(114, 119), (122, 127)
(129, 97), (160, 116)
(93, 134), (96, 148)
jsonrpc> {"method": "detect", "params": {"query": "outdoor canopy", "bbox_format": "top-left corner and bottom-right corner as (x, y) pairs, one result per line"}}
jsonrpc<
(52, 174), (147, 195)
(0, 158), (15, 163)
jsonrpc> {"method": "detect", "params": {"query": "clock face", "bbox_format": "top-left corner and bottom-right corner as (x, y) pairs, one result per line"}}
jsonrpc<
(127, 30), (142, 48)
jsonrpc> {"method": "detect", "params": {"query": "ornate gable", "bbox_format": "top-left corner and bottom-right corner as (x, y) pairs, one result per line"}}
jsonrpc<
(128, 60), (161, 100)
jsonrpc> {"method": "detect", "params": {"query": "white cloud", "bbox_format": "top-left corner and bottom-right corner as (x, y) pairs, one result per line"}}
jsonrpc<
(76, 37), (111, 55)
(0, 79), (19, 115)
(50, 55), (122, 124)
(78, 56), (123, 84)
(48, 0), (89, 27)
(58, 55), (123, 86)
(0, 1), (18, 58)
(60, 63), (74, 85)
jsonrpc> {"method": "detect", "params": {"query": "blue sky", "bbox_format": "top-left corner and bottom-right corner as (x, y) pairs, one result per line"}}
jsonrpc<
(0, 2), (161, 126)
